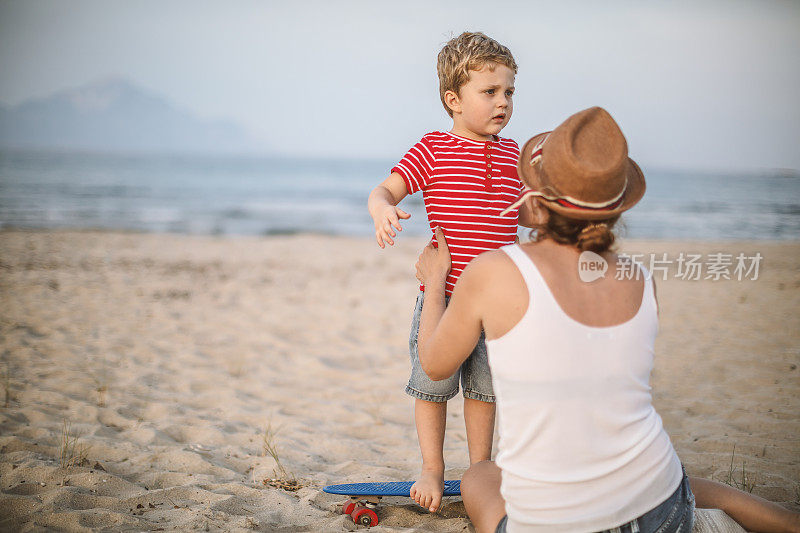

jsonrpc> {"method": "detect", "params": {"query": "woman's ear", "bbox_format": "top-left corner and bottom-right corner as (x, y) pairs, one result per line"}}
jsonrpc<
(529, 198), (549, 226)
(444, 90), (461, 115)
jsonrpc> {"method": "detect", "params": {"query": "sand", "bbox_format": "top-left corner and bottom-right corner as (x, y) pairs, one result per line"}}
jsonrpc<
(0, 230), (797, 532)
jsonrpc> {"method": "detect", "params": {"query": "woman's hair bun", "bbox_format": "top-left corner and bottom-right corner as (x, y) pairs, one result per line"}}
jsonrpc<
(576, 223), (615, 253)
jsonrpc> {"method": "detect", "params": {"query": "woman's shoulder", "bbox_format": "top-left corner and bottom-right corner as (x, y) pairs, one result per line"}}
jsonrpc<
(468, 247), (515, 269)
(459, 248), (518, 287)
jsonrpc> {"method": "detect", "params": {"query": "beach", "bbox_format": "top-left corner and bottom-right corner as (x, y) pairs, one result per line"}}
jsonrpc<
(0, 230), (798, 532)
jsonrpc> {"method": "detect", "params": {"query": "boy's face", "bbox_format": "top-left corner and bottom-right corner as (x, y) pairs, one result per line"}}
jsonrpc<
(448, 62), (515, 140)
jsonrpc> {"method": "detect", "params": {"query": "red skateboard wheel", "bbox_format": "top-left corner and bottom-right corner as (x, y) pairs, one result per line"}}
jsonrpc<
(351, 506), (378, 527)
(341, 501), (356, 515)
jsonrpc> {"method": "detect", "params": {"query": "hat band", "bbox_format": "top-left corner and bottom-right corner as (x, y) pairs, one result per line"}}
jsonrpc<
(500, 182), (627, 217)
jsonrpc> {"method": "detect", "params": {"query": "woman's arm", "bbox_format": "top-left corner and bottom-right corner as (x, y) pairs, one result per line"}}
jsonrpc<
(415, 228), (484, 381)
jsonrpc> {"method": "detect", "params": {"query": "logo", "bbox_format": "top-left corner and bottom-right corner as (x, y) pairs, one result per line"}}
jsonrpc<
(578, 251), (608, 282)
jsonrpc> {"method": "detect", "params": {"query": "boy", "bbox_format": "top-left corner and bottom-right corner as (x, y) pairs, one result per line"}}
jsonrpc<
(367, 32), (533, 513)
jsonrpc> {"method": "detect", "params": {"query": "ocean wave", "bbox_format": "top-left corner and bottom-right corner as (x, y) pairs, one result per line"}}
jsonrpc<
(1, 151), (797, 240)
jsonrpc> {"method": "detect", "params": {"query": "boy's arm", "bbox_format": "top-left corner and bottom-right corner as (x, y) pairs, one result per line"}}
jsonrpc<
(368, 172), (411, 248)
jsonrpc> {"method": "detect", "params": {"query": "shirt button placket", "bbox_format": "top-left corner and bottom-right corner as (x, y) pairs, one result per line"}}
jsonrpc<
(485, 142), (493, 191)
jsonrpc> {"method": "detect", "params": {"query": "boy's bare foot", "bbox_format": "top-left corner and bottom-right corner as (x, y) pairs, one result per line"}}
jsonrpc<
(410, 468), (445, 513)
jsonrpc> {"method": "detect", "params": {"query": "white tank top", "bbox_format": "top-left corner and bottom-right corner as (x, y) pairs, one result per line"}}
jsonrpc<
(486, 245), (683, 532)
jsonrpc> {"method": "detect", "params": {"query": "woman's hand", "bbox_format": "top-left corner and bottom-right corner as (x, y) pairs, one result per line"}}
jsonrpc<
(415, 227), (451, 285)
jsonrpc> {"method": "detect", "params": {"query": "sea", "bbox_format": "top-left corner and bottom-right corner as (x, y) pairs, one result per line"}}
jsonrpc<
(1, 150), (798, 241)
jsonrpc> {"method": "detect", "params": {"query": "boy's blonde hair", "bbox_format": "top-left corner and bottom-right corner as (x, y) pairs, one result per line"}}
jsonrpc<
(437, 32), (518, 117)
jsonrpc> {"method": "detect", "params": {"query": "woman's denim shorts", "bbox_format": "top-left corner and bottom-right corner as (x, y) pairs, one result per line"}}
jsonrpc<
(405, 291), (495, 403)
(495, 467), (695, 533)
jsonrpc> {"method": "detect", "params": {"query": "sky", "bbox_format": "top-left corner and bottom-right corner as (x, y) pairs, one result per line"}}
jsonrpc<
(1, 0), (799, 172)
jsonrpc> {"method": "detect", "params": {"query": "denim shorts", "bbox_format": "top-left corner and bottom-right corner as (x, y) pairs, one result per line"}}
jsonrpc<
(405, 290), (495, 403)
(495, 468), (695, 533)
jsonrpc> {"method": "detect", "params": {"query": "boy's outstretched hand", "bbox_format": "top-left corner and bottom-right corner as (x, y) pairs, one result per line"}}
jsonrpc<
(374, 205), (411, 248)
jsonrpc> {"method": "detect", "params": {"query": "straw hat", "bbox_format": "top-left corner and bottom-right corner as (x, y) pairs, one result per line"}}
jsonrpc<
(501, 107), (645, 220)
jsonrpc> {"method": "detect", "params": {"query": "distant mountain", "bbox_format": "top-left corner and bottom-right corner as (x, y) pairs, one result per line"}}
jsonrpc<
(0, 77), (263, 154)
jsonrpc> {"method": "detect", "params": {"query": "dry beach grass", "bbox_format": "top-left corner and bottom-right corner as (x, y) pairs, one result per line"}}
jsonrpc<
(0, 231), (798, 531)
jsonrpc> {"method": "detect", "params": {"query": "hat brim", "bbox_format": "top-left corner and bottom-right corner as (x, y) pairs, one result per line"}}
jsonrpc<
(515, 132), (646, 221)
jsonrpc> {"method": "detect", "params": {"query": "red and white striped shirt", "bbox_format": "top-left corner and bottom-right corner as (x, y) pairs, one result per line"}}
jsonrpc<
(392, 131), (522, 296)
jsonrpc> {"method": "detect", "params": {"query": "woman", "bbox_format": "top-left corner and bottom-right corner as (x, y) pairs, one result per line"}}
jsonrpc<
(414, 107), (799, 532)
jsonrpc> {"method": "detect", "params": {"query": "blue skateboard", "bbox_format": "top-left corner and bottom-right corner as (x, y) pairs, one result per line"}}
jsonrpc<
(323, 480), (461, 527)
